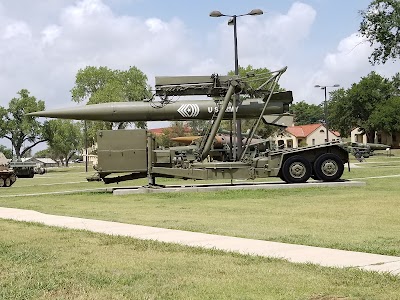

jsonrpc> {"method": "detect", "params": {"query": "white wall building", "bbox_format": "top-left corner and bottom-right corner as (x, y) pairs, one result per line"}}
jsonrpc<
(350, 128), (400, 148)
(274, 124), (341, 149)
(350, 128), (368, 144)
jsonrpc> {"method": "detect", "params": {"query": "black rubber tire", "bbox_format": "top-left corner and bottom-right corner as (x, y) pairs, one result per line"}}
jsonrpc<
(4, 177), (11, 187)
(278, 172), (286, 182)
(313, 153), (344, 182)
(281, 155), (312, 183)
(310, 174), (320, 181)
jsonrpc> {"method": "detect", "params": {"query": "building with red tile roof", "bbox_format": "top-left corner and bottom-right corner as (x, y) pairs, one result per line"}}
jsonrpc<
(149, 126), (191, 136)
(274, 123), (341, 149)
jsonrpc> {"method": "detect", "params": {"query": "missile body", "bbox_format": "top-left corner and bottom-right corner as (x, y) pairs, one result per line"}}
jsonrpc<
(171, 134), (268, 151)
(29, 93), (292, 122)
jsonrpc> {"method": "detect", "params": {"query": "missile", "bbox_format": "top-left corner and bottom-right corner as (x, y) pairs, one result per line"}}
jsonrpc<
(171, 134), (269, 152)
(28, 91), (292, 122)
(171, 136), (202, 145)
(171, 135), (228, 147)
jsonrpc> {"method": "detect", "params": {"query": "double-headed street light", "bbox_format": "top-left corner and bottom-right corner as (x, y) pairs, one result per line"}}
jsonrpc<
(314, 84), (340, 143)
(210, 9), (263, 160)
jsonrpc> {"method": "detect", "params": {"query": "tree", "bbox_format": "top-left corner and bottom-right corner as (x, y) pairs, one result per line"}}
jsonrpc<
(155, 122), (190, 148)
(328, 72), (394, 140)
(35, 148), (68, 161)
(326, 88), (353, 137)
(34, 148), (55, 159)
(70, 66), (152, 144)
(390, 72), (400, 95)
(228, 65), (284, 93)
(43, 120), (82, 167)
(289, 101), (324, 125)
(0, 89), (46, 158)
(360, 0), (400, 64)
(369, 96), (400, 134)
(0, 145), (12, 159)
(186, 120), (210, 136)
(225, 65), (285, 139)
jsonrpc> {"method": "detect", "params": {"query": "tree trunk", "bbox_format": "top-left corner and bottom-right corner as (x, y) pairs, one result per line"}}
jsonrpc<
(13, 144), (21, 158)
(366, 131), (375, 143)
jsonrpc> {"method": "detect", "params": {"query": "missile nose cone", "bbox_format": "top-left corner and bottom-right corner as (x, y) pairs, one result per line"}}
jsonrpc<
(171, 136), (202, 145)
(27, 111), (50, 117)
(25, 104), (115, 121)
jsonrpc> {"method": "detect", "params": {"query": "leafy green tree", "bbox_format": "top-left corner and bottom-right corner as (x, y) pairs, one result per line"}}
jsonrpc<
(71, 66), (151, 105)
(34, 148), (54, 158)
(186, 120), (210, 136)
(0, 145), (12, 159)
(369, 96), (400, 134)
(391, 72), (400, 95)
(155, 122), (190, 148)
(228, 65), (284, 94)
(0, 89), (46, 158)
(70, 66), (152, 144)
(328, 72), (394, 140)
(225, 65), (285, 139)
(239, 120), (279, 139)
(43, 120), (82, 167)
(290, 101), (324, 125)
(360, 0), (400, 64)
(326, 88), (353, 137)
(21, 149), (32, 158)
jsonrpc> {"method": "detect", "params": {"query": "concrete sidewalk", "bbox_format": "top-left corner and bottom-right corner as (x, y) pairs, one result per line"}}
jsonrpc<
(0, 207), (399, 276)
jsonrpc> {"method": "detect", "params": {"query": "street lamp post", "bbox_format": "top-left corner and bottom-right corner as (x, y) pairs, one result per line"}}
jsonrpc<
(84, 120), (88, 172)
(210, 9), (263, 160)
(314, 84), (340, 142)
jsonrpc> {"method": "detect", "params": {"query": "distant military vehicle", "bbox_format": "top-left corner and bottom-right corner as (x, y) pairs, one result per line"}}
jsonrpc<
(366, 143), (391, 153)
(29, 67), (349, 185)
(8, 157), (46, 178)
(0, 153), (17, 187)
(345, 142), (390, 160)
(9, 159), (35, 178)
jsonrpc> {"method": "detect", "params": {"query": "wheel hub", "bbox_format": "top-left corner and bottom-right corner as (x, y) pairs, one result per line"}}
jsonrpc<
(289, 162), (306, 179)
(321, 159), (338, 176)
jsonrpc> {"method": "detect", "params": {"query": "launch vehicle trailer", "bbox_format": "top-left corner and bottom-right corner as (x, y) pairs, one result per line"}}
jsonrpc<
(30, 67), (349, 186)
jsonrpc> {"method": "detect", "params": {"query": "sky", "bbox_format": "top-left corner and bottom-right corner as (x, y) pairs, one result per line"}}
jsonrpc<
(0, 0), (399, 151)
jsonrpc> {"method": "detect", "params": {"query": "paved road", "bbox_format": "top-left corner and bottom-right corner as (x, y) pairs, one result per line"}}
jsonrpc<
(0, 207), (399, 276)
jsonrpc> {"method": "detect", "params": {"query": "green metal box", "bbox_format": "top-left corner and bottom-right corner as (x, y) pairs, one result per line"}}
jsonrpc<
(97, 130), (147, 173)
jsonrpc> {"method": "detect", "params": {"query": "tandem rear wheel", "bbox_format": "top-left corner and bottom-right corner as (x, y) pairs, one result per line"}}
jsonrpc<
(0, 177), (12, 187)
(312, 153), (344, 182)
(280, 155), (312, 183)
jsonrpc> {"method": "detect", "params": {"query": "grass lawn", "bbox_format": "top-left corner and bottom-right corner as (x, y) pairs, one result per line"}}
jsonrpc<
(1, 152), (400, 256)
(1, 151), (400, 298)
(1, 220), (400, 300)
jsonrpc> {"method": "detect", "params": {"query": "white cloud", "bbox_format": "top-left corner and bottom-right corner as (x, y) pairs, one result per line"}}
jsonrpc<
(145, 18), (168, 33)
(2, 21), (31, 39)
(60, 0), (113, 28)
(300, 33), (399, 104)
(0, 0), (196, 108)
(0, 0), (398, 118)
(324, 33), (371, 73)
(0, 1), (320, 108)
(41, 25), (61, 45)
(198, 2), (317, 80)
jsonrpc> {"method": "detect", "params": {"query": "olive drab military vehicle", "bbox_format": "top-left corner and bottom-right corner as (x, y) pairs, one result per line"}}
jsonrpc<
(9, 159), (40, 178)
(345, 142), (391, 161)
(29, 67), (349, 185)
(0, 152), (17, 187)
